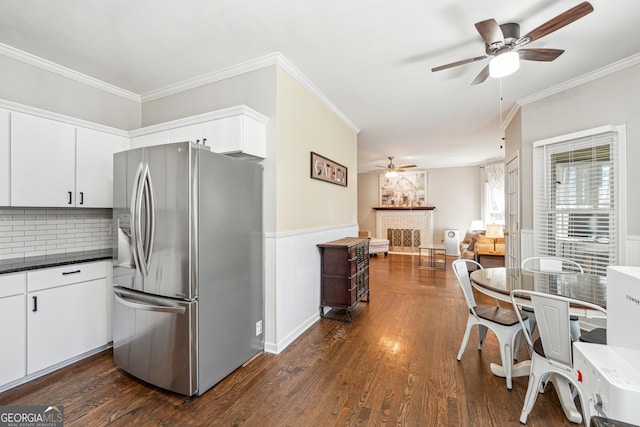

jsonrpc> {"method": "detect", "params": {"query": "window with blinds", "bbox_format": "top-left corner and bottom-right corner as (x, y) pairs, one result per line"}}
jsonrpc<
(533, 126), (622, 276)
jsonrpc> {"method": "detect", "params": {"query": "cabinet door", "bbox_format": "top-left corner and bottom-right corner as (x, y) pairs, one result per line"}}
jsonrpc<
(76, 127), (127, 208)
(0, 294), (26, 386)
(11, 112), (76, 207)
(0, 109), (9, 206)
(203, 115), (266, 158)
(27, 278), (108, 374)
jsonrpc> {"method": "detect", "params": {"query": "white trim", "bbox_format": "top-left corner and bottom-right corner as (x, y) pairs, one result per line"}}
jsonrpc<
(501, 102), (520, 133)
(264, 312), (318, 355)
(264, 222), (356, 240)
(274, 54), (360, 134)
(128, 105), (269, 138)
(0, 42), (140, 102)
(617, 125), (627, 265)
(533, 125), (619, 148)
(518, 53), (640, 106)
(0, 98), (129, 137)
(0, 45), (360, 133)
(140, 52), (282, 102)
(142, 52), (360, 134)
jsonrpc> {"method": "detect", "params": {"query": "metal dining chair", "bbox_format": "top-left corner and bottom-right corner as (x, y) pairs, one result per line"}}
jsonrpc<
(452, 259), (528, 390)
(514, 256), (585, 360)
(510, 289), (607, 426)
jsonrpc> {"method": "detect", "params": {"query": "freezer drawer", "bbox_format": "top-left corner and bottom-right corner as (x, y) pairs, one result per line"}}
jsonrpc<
(113, 287), (197, 396)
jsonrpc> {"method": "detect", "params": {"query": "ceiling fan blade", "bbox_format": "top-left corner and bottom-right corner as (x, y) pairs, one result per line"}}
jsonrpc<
(519, 48), (564, 61)
(471, 64), (490, 85)
(517, 2), (593, 46)
(397, 164), (417, 169)
(475, 19), (504, 46)
(431, 55), (487, 72)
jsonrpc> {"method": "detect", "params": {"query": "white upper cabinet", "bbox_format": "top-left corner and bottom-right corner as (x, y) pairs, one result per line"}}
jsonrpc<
(168, 123), (204, 144)
(76, 127), (127, 208)
(0, 109), (9, 206)
(131, 106), (268, 159)
(9, 112), (126, 208)
(11, 112), (76, 207)
(130, 130), (168, 149)
(203, 114), (266, 159)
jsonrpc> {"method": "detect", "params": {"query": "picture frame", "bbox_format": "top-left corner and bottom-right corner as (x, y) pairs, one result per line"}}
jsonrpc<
(310, 152), (348, 187)
(379, 171), (426, 207)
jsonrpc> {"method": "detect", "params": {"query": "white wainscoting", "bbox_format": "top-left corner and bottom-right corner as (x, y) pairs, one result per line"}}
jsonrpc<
(625, 236), (640, 266)
(264, 223), (358, 354)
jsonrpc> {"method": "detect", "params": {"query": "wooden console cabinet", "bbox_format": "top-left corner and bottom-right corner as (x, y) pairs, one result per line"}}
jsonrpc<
(317, 237), (370, 322)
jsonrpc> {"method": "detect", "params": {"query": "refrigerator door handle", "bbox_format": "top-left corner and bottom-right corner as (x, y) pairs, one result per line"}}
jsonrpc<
(134, 163), (149, 277)
(130, 162), (145, 274)
(114, 291), (187, 315)
(142, 164), (155, 274)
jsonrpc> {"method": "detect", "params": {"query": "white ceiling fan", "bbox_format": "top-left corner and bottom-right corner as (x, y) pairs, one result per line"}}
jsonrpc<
(370, 157), (417, 177)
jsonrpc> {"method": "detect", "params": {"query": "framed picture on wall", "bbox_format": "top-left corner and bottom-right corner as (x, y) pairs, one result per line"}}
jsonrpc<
(378, 171), (426, 207)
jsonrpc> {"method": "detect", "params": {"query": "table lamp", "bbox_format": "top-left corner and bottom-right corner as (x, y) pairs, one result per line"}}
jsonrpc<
(484, 224), (504, 252)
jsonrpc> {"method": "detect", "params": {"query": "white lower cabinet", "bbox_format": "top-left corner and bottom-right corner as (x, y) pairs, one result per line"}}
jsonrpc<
(25, 261), (108, 376)
(0, 273), (26, 386)
(27, 278), (107, 374)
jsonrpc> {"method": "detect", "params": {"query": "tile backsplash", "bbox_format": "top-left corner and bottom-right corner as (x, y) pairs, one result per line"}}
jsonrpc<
(0, 208), (112, 260)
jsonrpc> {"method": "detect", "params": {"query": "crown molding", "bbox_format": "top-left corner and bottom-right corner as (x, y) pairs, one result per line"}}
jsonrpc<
(128, 105), (268, 138)
(501, 102), (521, 133)
(0, 42), (141, 103)
(141, 52), (360, 134)
(140, 52), (282, 102)
(0, 98), (129, 136)
(518, 53), (640, 106)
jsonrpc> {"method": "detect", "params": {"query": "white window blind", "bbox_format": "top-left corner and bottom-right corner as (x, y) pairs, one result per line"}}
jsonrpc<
(533, 127), (619, 276)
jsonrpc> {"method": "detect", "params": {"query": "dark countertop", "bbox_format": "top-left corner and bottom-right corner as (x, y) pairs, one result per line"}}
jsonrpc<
(0, 249), (113, 275)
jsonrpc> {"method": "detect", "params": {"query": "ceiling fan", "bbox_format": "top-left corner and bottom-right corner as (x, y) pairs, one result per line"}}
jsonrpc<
(370, 157), (417, 176)
(431, 2), (593, 85)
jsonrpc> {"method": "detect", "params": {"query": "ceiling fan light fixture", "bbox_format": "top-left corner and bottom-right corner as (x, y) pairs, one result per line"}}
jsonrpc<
(385, 170), (398, 178)
(489, 51), (520, 78)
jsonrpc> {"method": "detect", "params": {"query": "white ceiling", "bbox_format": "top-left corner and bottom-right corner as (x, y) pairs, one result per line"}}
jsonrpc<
(0, 0), (638, 173)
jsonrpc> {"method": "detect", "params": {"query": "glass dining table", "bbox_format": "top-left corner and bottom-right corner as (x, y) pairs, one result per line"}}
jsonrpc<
(470, 267), (607, 313)
(469, 267), (607, 424)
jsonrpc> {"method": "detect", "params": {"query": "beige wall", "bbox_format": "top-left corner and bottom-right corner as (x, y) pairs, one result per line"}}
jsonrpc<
(275, 69), (358, 232)
(356, 173), (379, 234)
(428, 166), (483, 243)
(509, 63), (640, 234)
(0, 55), (140, 130)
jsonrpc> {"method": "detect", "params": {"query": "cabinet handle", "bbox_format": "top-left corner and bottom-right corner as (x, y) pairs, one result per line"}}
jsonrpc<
(32, 296), (38, 312)
(80, 192), (84, 205)
(62, 269), (81, 275)
(68, 191), (72, 205)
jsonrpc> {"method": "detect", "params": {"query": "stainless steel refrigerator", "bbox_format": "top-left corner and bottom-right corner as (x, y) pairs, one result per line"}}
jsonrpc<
(112, 141), (263, 396)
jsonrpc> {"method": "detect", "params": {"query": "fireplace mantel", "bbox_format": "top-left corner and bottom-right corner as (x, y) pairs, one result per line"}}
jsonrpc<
(372, 207), (435, 211)
(374, 208), (435, 252)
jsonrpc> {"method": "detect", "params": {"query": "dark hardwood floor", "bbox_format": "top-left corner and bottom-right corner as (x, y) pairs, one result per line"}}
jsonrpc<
(0, 254), (582, 426)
